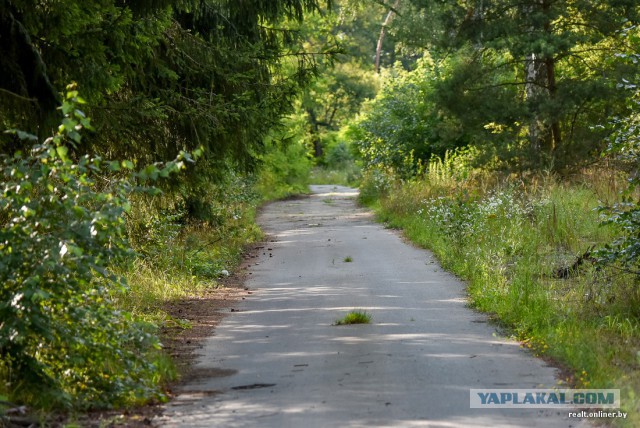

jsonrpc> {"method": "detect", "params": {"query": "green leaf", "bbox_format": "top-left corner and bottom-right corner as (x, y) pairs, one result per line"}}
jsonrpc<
(56, 145), (69, 160)
(20, 205), (36, 218)
(61, 101), (74, 115)
(108, 161), (121, 171)
(5, 129), (38, 142)
(68, 131), (82, 143)
(32, 289), (51, 302)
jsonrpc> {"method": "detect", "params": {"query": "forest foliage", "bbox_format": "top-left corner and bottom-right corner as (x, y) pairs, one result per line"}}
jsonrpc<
(347, 0), (640, 272)
(2, 0), (640, 421)
(350, 0), (640, 172)
(0, 87), (195, 409)
(0, 0), (335, 413)
(346, 1), (640, 425)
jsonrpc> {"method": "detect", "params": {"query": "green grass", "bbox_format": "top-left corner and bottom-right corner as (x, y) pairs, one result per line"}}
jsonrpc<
(343, 256), (353, 262)
(334, 310), (371, 325)
(362, 170), (640, 427)
(310, 165), (361, 186)
(0, 141), (312, 419)
(122, 189), (264, 313)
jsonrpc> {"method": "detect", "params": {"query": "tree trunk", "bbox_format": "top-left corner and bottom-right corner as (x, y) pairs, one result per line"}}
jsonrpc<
(523, 0), (557, 155)
(306, 108), (323, 158)
(524, 51), (551, 151)
(375, 0), (400, 73)
(544, 8), (561, 152)
(471, 0), (484, 49)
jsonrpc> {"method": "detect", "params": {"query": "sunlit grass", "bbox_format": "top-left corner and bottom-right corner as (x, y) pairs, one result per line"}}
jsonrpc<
(310, 166), (361, 186)
(363, 166), (640, 427)
(120, 263), (210, 313)
(121, 212), (263, 316)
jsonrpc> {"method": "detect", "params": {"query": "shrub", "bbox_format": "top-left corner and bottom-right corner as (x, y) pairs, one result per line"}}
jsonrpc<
(256, 139), (312, 200)
(334, 310), (371, 325)
(597, 68), (640, 276)
(0, 86), (188, 409)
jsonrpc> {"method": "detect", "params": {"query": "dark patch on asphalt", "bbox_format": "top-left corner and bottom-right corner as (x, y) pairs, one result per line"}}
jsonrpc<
(231, 383), (276, 390)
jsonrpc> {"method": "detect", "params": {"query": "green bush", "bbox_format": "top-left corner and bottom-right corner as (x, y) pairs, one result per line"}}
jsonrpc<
(324, 142), (353, 169)
(597, 71), (640, 275)
(0, 87), (186, 409)
(349, 58), (468, 178)
(256, 139), (312, 200)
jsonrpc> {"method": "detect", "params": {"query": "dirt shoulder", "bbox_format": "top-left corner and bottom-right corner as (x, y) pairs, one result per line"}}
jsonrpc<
(77, 245), (263, 428)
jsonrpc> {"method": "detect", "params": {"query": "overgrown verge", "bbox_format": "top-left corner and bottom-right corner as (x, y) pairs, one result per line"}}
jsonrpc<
(0, 90), (198, 421)
(360, 158), (640, 426)
(0, 89), (310, 424)
(121, 174), (263, 319)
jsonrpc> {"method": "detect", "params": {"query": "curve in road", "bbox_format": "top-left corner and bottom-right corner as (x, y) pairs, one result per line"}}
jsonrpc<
(158, 185), (588, 428)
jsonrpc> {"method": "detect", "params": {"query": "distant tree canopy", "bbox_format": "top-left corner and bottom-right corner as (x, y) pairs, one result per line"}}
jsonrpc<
(283, 0), (383, 160)
(0, 0), (331, 183)
(351, 0), (640, 173)
(3, 0), (639, 178)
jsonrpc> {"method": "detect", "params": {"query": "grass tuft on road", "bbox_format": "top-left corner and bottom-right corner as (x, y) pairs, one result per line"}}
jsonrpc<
(334, 310), (371, 325)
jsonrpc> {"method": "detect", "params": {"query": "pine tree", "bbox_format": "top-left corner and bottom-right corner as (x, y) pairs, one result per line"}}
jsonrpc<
(393, 0), (640, 169)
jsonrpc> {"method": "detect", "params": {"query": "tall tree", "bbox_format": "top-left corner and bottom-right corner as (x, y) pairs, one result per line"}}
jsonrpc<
(390, 0), (640, 169)
(284, 0), (380, 159)
(375, 0), (400, 73)
(0, 0), (332, 177)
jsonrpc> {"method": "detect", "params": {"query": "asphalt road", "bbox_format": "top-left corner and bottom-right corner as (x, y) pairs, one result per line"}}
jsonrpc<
(158, 185), (588, 427)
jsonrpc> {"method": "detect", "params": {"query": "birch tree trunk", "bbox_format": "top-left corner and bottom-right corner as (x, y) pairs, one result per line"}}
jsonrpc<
(375, 0), (400, 73)
(522, 0), (557, 154)
(524, 51), (552, 151)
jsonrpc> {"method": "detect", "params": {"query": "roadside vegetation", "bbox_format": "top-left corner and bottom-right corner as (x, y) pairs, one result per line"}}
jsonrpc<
(1, 0), (640, 426)
(358, 156), (640, 424)
(0, 0), (332, 422)
(339, 2), (640, 426)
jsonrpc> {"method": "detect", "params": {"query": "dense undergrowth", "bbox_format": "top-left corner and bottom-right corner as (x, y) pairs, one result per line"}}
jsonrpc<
(0, 93), (312, 421)
(121, 176), (264, 319)
(309, 140), (363, 187)
(360, 155), (640, 426)
(0, 94), (189, 415)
